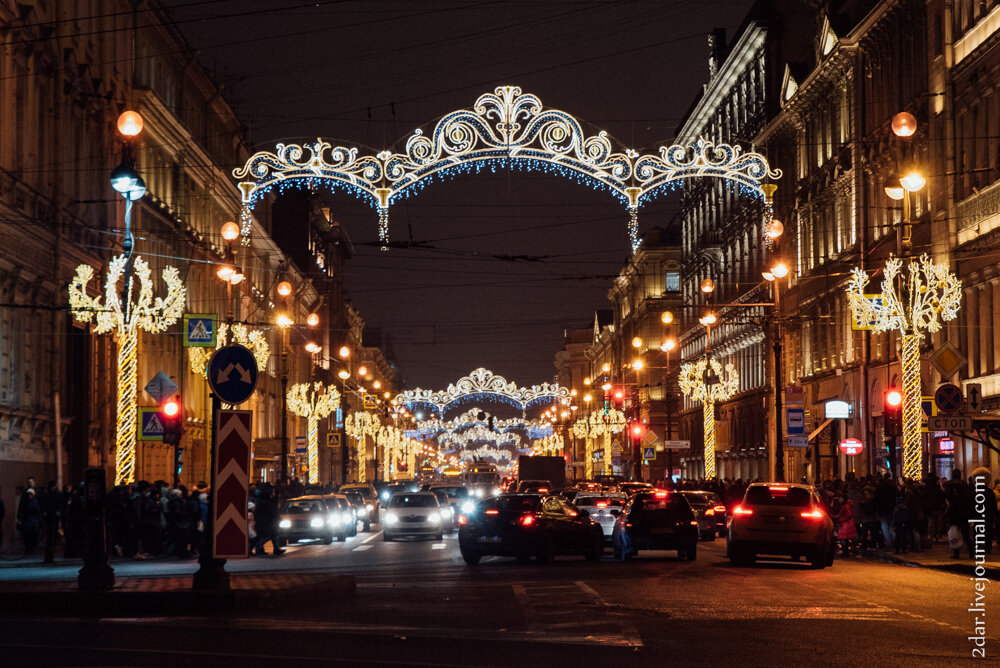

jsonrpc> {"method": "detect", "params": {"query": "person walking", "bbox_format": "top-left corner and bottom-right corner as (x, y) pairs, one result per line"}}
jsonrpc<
(945, 469), (973, 559)
(837, 498), (858, 556)
(875, 474), (896, 549)
(40, 481), (63, 564)
(254, 486), (283, 556)
(17, 488), (41, 555)
(63, 484), (85, 559)
(0, 485), (6, 552)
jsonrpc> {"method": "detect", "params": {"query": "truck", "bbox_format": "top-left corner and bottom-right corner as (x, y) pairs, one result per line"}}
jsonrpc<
(516, 455), (566, 493)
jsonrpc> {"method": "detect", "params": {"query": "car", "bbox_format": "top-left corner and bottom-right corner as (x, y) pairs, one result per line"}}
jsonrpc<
(727, 483), (835, 569)
(324, 493), (358, 540)
(616, 482), (654, 497)
(466, 482), (503, 500)
(611, 489), (699, 561)
(514, 479), (553, 494)
(679, 491), (727, 541)
(572, 492), (628, 544)
(340, 483), (380, 528)
(383, 492), (446, 541)
(428, 488), (457, 532)
(277, 495), (340, 545)
(423, 483), (472, 516)
(458, 493), (604, 565)
(342, 490), (373, 532)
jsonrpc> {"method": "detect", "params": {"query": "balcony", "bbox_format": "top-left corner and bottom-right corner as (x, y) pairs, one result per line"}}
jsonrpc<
(956, 179), (1000, 246)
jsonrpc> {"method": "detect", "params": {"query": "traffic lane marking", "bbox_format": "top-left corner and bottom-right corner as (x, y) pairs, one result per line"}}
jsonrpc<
(432, 543), (447, 550)
(360, 530), (382, 544)
(353, 545), (374, 552)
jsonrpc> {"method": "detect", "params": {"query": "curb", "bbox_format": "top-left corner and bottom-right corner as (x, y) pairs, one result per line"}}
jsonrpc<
(0, 574), (355, 615)
(859, 550), (1000, 579)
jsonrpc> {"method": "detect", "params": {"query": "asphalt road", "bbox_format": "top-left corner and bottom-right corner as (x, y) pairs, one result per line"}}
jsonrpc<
(0, 526), (995, 666)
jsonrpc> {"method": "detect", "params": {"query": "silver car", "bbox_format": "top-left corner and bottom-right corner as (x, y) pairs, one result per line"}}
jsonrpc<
(572, 493), (628, 543)
(383, 492), (445, 541)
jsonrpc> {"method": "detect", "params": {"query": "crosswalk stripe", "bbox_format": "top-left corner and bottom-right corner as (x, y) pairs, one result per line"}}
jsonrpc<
(352, 545), (373, 552)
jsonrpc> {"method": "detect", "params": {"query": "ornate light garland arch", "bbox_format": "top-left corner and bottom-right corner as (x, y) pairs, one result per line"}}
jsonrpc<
(393, 367), (569, 415)
(234, 86), (781, 252)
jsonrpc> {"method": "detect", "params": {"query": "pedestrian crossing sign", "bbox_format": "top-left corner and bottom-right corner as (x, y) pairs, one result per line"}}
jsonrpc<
(642, 447), (655, 460)
(327, 433), (342, 448)
(139, 407), (164, 441)
(183, 313), (217, 347)
(363, 394), (377, 409)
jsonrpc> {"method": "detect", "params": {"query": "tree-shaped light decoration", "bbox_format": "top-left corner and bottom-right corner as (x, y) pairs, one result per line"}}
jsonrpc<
(846, 254), (961, 479)
(532, 433), (564, 456)
(287, 382), (341, 484)
(188, 323), (270, 377)
(345, 411), (380, 482)
(68, 255), (186, 485)
(678, 357), (739, 479)
(574, 410), (625, 477)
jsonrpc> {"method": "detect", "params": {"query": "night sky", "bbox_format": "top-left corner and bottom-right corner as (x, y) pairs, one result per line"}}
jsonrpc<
(163, 0), (753, 389)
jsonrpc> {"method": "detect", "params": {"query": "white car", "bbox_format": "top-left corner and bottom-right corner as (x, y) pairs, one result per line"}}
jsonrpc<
(383, 492), (446, 541)
(573, 493), (628, 543)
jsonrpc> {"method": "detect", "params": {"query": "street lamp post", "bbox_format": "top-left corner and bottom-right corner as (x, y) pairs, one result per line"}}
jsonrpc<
(659, 326), (676, 481)
(678, 356), (738, 480)
(763, 259), (789, 482)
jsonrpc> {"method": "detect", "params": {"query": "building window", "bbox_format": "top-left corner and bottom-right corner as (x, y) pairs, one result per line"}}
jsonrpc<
(665, 271), (680, 293)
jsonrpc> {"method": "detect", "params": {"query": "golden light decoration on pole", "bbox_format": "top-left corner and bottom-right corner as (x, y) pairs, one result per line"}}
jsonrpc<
(188, 323), (270, 378)
(846, 254), (961, 479)
(678, 357), (738, 479)
(69, 256), (186, 485)
(116, 110), (144, 137)
(345, 411), (381, 482)
(891, 111), (917, 137)
(287, 382), (341, 484)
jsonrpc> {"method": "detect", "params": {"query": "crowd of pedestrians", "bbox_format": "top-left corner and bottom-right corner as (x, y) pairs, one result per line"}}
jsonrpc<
(674, 468), (999, 560)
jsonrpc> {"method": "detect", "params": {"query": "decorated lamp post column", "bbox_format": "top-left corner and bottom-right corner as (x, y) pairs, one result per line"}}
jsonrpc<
(287, 382), (341, 484)
(846, 254), (961, 479)
(678, 357), (739, 479)
(69, 256), (186, 485)
(345, 411), (380, 482)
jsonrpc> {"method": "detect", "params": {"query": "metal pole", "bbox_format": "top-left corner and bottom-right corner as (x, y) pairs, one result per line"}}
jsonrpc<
(665, 349), (673, 483)
(774, 280), (785, 483)
(193, 393), (229, 590)
(281, 330), (289, 487)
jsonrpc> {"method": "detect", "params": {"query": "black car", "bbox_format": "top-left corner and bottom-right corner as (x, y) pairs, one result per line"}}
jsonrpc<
(458, 494), (604, 565)
(277, 495), (338, 544)
(680, 491), (727, 541)
(342, 491), (373, 532)
(611, 490), (699, 560)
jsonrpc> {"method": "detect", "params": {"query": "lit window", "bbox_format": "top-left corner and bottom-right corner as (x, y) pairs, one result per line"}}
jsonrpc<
(665, 271), (680, 292)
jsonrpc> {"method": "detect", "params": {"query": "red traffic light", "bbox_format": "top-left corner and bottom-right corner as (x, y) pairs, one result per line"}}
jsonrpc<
(162, 399), (180, 417)
(629, 422), (646, 439)
(885, 390), (902, 408)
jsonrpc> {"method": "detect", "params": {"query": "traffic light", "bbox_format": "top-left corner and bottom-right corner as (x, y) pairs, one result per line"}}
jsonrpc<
(161, 395), (183, 446)
(612, 388), (625, 405)
(883, 388), (902, 435)
(629, 421), (646, 442)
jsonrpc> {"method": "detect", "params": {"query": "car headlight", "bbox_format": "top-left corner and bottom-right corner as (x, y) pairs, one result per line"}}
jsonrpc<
(473, 488), (483, 497)
(366, 503), (374, 511)
(492, 487), (502, 496)
(462, 501), (475, 514)
(440, 506), (453, 518)
(427, 512), (441, 524)
(381, 491), (391, 502)
(384, 512), (398, 525)
(310, 517), (324, 528)
(327, 514), (340, 526)
(358, 507), (368, 517)
(279, 519), (291, 529)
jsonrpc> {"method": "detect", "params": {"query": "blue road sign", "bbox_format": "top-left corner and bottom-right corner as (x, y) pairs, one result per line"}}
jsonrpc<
(786, 407), (805, 435)
(642, 447), (655, 460)
(208, 344), (259, 405)
(139, 407), (164, 441)
(183, 314), (216, 347)
(934, 383), (963, 414)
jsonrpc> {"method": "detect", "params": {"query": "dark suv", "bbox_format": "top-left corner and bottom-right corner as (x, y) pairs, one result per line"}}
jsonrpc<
(611, 490), (699, 560)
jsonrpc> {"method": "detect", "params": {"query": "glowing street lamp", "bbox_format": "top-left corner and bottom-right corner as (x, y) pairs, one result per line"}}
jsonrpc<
(678, 357), (738, 479)
(846, 255), (961, 478)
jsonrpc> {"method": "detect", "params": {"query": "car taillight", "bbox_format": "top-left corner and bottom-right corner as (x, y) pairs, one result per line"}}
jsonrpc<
(800, 509), (825, 519)
(519, 514), (536, 527)
(458, 515), (468, 526)
(654, 491), (668, 498)
(705, 509), (715, 516)
(690, 520), (698, 526)
(733, 506), (753, 516)
(485, 509), (499, 515)
(714, 505), (727, 513)
(596, 502), (608, 508)
(538, 488), (549, 494)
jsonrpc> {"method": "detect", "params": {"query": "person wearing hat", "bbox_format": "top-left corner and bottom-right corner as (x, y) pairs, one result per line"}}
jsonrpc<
(16, 487), (41, 555)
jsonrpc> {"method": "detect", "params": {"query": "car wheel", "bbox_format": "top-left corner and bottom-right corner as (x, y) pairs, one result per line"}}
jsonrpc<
(461, 549), (481, 565)
(585, 531), (603, 562)
(825, 542), (836, 567)
(383, 533), (394, 542)
(685, 542), (697, 561)
(436, 531), (444, 541)
(536, 535), (556, 564)
(810, 545), (826, 569)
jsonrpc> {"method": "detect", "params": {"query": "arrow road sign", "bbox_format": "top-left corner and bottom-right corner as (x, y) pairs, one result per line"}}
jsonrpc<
(208, 344), (259, 405)
(967, 383), (983, 413)
(213, 410), (251, 559)
(144, 371), (178, 404)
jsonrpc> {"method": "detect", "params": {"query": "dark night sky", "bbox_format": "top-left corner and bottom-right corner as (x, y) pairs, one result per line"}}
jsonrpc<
(163, 0), (754, 389)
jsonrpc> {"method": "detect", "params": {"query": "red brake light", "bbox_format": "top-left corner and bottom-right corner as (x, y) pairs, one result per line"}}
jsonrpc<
(654, 491), (668, 498)
(705, 508), (715, 516)
(800, 509), (825, 519)
(733, 506), (753, 516)
(538, 488), (549, 494)
(485, 509), (499, 515)
(458, 515), (468, 525)
(713, 505), (727, 513)
(519, 514), (535, 527)
(596, 501), (608, 508)
(770, 485), (788, 492)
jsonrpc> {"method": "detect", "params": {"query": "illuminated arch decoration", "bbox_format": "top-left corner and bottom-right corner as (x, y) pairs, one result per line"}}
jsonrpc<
(394, 367), (569, 414)
(678, 356), (739, 480)
(234, 86), (781, 252)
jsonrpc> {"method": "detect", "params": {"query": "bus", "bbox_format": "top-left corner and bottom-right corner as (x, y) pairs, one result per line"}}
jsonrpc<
(463, 462), (500, 488)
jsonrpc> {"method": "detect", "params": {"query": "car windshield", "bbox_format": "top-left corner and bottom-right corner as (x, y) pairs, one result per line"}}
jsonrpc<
(682, 494), (710, 508)
(389, 495), (438, 508)
(745, 486), (813, 507)
(343, 487), (374, 499)
(576, 496), (625, 507)
(482, 496), (540, 513)
(345, 492), (363, 504)
(631, 494), (691, 523)
(282, 499), (325, 513)
(433, 486), (468, 498)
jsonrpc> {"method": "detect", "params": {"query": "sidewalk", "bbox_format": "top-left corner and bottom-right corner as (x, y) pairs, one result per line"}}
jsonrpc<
(855, 541), (1000, 579)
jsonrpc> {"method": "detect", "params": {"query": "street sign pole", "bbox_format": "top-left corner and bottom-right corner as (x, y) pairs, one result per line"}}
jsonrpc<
(194, 393), (229, 591)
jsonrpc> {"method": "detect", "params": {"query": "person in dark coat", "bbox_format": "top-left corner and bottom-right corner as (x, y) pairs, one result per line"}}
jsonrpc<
(17, 488), (42, 555)
(63, 484), (85, 559)
(875, 474), (896, 548)
(40, 481), (63, 563)
(166, 488), (192, 558)
(945, 469), (974, 559)
(0, 485), (6, 552)
(139, 483), (162, 557)
(253, 486), (283, 556)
